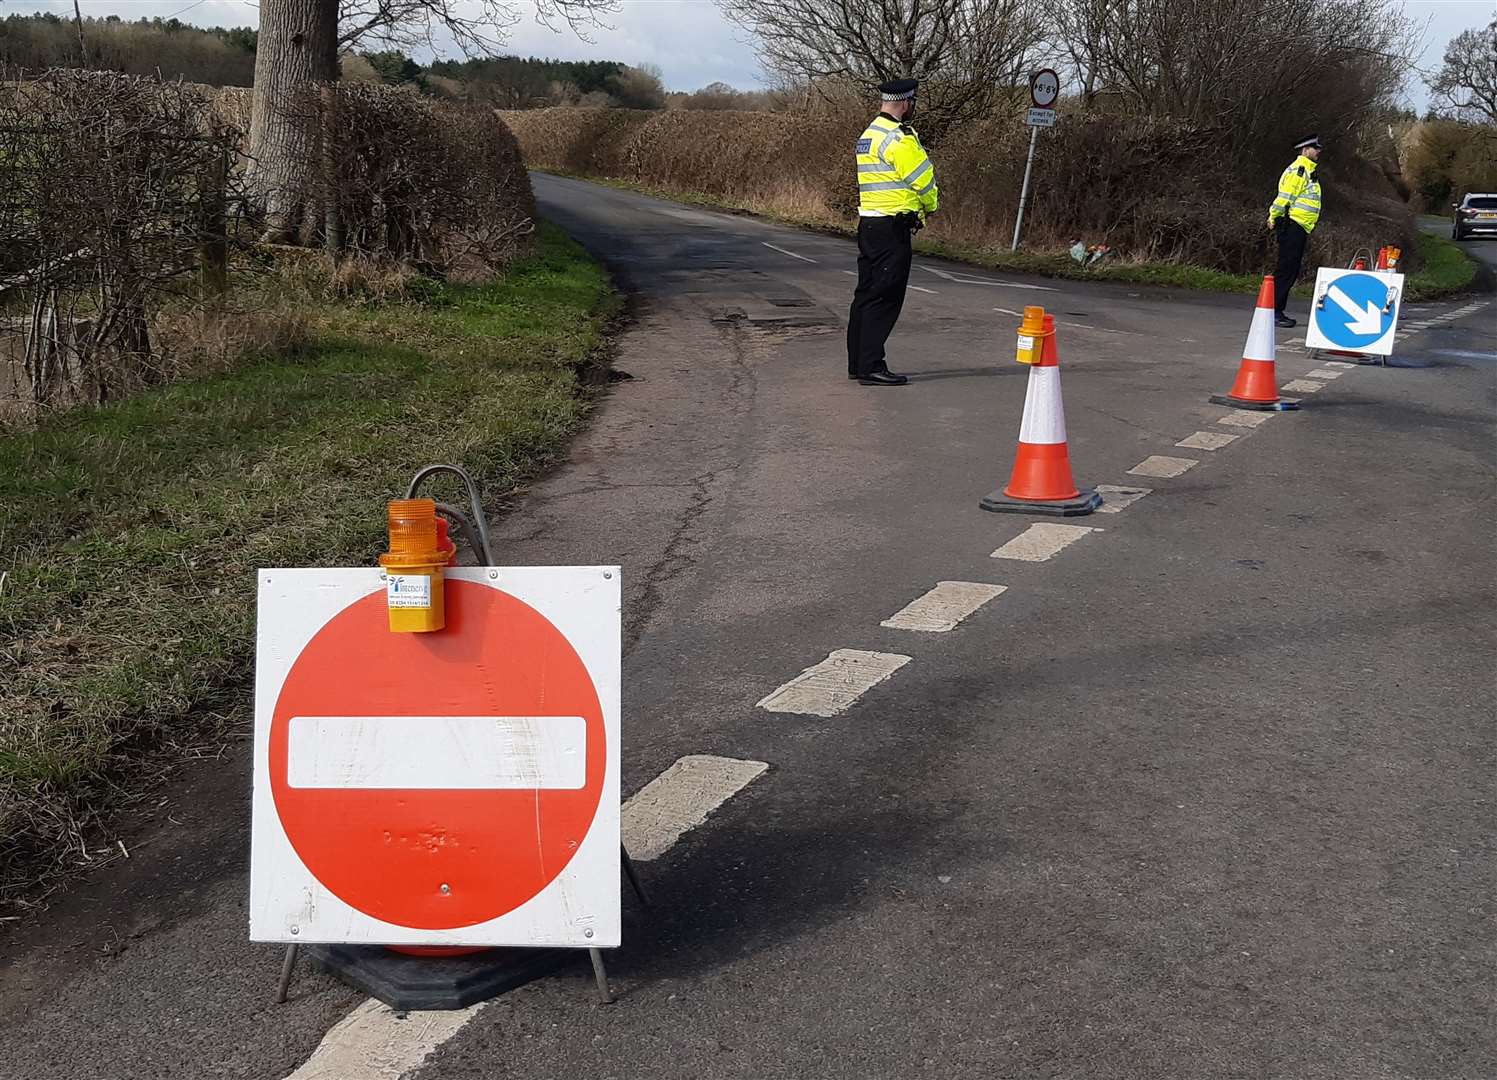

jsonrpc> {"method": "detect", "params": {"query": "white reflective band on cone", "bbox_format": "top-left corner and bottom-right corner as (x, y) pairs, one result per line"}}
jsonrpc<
(1016, 365), (1067, 444)
(1242, 306), (1276, 362)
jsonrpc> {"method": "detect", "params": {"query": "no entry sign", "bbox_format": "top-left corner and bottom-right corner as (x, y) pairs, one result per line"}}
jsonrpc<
(250, 567), (620, 947)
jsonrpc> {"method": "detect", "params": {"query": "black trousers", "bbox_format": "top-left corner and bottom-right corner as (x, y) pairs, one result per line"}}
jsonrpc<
(847, 215), (914, 377)
(1273, 220), (1309, 315)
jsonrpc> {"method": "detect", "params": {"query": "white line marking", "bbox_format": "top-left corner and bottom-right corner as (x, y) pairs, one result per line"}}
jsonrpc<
(993, 306), (1023, 317)
(283, 752), (769, 1078)
(1128, 455), (1198, 479)
(1060, 322), (1140, 336)
(920, 264), (1055, 291)
(763, 242), (816, 263)
(287, 716), (585, 790)
(1282, 379), (1324, 392)
(1322, 360), (1356, 368)
(990, 523), (1099, 562)
(757, 648), (911, 716)
(1304, 368), (1344, 380)
(881, 581), (1007, 632)
(1215, 411), (1273, 428)
(622, 755), (769, 861)
(286, 999), (481, 1080)
(842, 270), (857, 277)
(1176, 431), (1239, 451)
(1094, 485), (1152, 513)
(908, 284), (938, 295)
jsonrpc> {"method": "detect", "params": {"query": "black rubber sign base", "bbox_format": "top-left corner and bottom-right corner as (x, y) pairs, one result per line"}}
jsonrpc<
(307, 944), (574, 1010)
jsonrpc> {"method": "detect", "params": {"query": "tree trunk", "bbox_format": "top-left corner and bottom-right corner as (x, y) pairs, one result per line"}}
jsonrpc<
(247, 0), (338, 243)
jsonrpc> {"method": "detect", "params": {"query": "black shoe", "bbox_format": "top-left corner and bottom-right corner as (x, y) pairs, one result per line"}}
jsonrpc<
(848, 372), (860, 380)
(1275, 315), (1296, 328)
(858, 370), (909, 386)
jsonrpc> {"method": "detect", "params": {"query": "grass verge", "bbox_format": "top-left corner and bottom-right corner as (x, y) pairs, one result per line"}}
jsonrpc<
(541, 170), (1483, 302)
(0, 223), (616, 906)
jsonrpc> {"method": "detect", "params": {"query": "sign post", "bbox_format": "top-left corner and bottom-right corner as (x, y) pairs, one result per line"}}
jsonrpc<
(1012, 68), (1060, 252)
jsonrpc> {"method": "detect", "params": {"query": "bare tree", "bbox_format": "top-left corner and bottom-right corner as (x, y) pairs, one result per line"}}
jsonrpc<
(1427, 19), (1497, 124)
(247, 0), (615, 242)
(1053, 0), (1416, 161)
(716, 0), (1047, 134)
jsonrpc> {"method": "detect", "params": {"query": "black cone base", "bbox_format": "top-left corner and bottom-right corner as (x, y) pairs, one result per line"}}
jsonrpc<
(980, 488), (1102, 517)
(307, 944), (574, 1010)
(1209, 393), (1301, 411)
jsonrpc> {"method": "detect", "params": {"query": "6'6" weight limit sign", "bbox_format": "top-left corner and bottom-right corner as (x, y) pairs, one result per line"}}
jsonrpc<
(249, 566), (621, 948)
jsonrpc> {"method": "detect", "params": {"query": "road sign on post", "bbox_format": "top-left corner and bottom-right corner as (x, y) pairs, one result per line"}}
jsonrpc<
(1013, 68), (1060, 252)
(250, 566), (621, 948)
(1305, 267), (1404, 357)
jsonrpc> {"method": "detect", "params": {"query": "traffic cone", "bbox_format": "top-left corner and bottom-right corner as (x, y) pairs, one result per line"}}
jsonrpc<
(981, 308), (1101, 517)
(1209, 275), (1300, 412)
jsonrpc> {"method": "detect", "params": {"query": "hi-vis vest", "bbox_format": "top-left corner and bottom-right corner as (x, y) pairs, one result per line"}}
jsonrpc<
(1268, 155), (1322, 232)
(855, 113), (939, 217)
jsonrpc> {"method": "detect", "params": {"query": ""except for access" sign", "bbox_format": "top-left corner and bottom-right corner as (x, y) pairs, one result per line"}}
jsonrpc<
(250, 566), (621, 947)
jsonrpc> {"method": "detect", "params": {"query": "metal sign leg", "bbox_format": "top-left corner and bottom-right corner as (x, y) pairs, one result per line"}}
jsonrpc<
(588, 948), (614, 1005)
(276, 943), (299, 1004)
(621, 844), (650, 908)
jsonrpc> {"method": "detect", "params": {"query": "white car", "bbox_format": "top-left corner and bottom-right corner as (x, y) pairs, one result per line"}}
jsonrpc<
(1452, 193), (1497, 241)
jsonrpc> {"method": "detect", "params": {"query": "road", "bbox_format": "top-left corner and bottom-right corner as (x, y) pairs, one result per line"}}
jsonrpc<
(3, 176), (1493, 1080)
(1422, 212), (1497, 282)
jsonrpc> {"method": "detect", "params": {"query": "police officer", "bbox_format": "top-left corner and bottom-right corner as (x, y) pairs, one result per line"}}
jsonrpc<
(846, 78), (939, 386)
(1267, 135), (1323, 328)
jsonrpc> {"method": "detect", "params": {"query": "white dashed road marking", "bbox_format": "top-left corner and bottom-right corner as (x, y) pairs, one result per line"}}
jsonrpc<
(1216, 411), (1273, 428)
(1305, 368), (1343, 379)
(1128, 455), (1198, 478)
(286, 999), (481, 1080)
(908, 284), (938, 295)
(1176, 431), (1239, 451)
(1323, 360), (1356, 368)
(990, 523), (1100, 562)
(993, 306), (1023, 317)
(622, 755), (769, 861)
(758, 648), (911, 716)
(762, 242), (816, 263)
(1282, 379), (1324, 393)
(881, 581), (1007, 632)
(1094, 485), (1152, 513)
(282, 753), (770, 1079)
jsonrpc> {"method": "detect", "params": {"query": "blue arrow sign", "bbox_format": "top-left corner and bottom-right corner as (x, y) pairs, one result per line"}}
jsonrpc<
(1315, 272), (1396, 349)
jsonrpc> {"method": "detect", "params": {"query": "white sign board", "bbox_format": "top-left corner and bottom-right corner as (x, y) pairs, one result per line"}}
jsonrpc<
(1305, 267), (1404, 357)
(1025, 108), (1058, 128)
(1029, 68), (1060, 108)
(249, 566), (621, 947)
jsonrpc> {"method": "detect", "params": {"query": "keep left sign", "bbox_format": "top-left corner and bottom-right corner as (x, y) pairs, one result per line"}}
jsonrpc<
(250, 566), (620, 947)
(1306, 267), (1403, 357)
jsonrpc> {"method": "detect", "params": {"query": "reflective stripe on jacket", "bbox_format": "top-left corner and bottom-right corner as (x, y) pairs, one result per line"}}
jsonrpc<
(855, 113), (940, 217)
(1268, 155), (1322, 233)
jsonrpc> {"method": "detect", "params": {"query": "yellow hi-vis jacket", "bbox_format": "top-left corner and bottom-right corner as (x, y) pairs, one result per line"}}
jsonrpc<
(856, 113), (939, 217)
(1268, 154), (1322, 233)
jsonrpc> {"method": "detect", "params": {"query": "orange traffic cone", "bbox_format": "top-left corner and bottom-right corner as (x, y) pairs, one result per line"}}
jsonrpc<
(1209, 275), (1300, 412)
(981, 307), (1101, 516)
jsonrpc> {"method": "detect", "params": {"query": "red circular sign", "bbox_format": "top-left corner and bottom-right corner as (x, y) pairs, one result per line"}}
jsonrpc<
(269, 580), (605, 930)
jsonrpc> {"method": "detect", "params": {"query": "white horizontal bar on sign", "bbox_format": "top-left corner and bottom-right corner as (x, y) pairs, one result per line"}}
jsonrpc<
(287, 715), (586, 790)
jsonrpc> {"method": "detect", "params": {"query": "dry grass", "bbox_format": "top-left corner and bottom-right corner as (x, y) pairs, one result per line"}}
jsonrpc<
(505, 105), (1422, 277)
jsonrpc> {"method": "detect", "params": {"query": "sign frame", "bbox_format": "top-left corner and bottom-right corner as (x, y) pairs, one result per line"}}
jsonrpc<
(249, 565), (621, 948)
(1304, 267), (1404, 357)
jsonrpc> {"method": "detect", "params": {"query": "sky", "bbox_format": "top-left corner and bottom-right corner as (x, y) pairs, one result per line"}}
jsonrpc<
(8, 0), (1495, 108)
